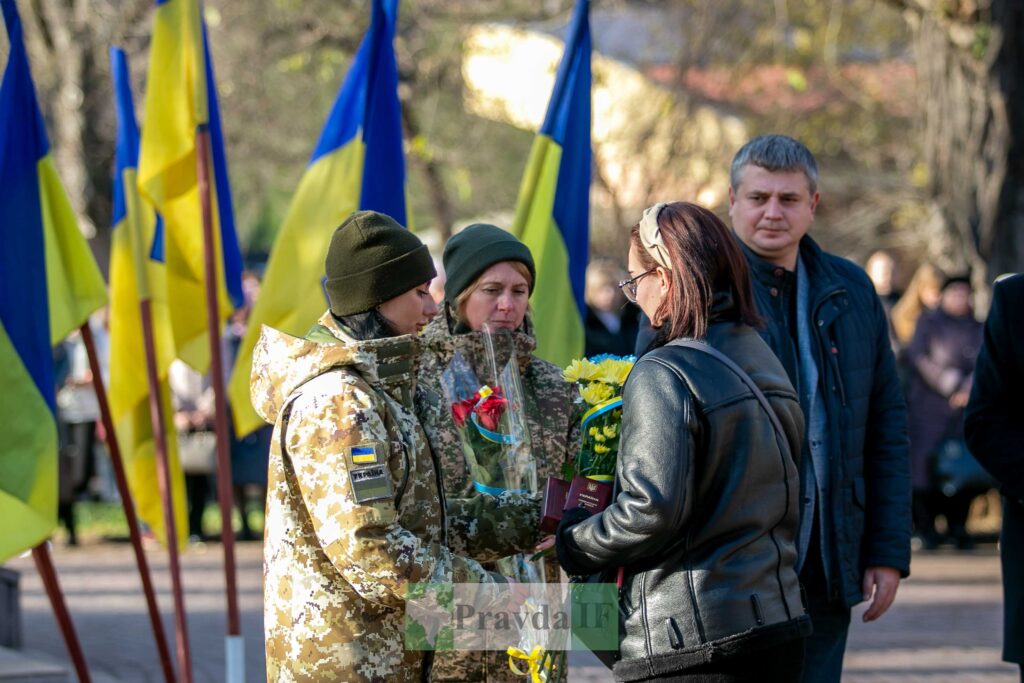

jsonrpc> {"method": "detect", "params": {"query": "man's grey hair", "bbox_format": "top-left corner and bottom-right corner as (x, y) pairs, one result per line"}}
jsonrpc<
(729, 134), (819, 194)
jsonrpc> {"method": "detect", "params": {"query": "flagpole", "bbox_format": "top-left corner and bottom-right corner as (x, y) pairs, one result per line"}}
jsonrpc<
(79, 322), (177, 683)
(195, 122), (243, 683)
(139, 299), (194, 683)
(31, 544), (92, 683)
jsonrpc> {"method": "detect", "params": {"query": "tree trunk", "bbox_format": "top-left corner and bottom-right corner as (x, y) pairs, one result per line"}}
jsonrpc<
(895, 0), (1024, 304)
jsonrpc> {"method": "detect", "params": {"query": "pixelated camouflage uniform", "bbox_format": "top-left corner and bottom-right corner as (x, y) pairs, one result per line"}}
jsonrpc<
(416, 313), (583, 682)
(253, 312), (537, 682)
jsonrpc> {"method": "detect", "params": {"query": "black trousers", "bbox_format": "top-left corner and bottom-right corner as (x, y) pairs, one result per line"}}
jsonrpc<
(634, 638), (805, 682)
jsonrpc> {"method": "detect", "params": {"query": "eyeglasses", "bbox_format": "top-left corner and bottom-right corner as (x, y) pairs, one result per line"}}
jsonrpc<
(617, 269), (655, 304)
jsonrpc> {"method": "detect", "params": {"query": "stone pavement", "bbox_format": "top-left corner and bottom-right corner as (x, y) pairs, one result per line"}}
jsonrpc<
(3, 541), (1019, 682)
(5, 539), (265, 683)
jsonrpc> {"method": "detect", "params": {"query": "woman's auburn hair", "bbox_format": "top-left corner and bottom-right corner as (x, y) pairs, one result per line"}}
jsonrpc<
(451, 260), (533, 325)
(630, 201), (763, 341)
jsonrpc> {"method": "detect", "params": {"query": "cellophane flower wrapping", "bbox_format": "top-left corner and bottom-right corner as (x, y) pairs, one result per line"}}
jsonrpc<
(562, 354), (635, 482)
(440, 328), (536, 498)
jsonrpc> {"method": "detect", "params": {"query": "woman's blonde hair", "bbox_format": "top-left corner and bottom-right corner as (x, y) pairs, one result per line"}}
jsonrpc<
(451, 260), (533, 327)
(890, 262), (943, 345)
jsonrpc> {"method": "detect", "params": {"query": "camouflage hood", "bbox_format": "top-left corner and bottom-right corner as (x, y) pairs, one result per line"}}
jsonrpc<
(419, 313), (536, 377)
(251, 311), (420, 424)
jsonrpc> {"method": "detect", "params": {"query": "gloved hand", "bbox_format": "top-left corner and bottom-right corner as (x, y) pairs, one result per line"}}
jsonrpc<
(554, 506), (594, 576)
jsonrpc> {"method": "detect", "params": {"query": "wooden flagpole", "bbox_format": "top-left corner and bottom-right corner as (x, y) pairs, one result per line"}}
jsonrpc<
(195, 122), (243, 683)
(139, 299), (193, 683)
(79, 322), (177, 683)
(31, 544), (92, 683)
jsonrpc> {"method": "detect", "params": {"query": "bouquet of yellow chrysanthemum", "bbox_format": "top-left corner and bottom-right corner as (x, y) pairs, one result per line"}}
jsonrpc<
(539, 354), (635, 535)
(563, 354), (635, 480)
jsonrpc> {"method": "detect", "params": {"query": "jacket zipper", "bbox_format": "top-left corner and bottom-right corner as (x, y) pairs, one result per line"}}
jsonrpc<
(430, 447), (448, 544)
(813, 289), (848, 407)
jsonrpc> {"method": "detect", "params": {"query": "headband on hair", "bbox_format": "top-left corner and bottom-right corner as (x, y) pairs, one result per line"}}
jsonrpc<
(639, 203), (671, 270)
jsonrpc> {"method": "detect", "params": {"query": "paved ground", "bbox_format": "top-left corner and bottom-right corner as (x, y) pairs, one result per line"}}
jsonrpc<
(4, 540), (1019, 682)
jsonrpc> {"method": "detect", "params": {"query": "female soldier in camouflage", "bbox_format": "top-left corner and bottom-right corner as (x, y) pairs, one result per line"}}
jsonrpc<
(417, 224), (583, 682)
(252, 212), (533, 682)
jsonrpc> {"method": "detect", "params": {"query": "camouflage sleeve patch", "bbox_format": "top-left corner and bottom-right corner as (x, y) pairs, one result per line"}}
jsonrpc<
(349, 462), (393, 503)
(349, 442), (383, 466)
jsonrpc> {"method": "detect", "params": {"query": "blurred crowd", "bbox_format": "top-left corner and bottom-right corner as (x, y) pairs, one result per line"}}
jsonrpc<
(52, 270), (272, 546)
(865, 251), (993, 551)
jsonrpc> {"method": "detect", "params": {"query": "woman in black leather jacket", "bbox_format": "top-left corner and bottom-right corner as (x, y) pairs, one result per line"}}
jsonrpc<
(555, 202), (811, 682)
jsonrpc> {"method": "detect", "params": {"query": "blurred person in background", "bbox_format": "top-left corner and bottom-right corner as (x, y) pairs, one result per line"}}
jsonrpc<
(965, 273), (1024, 676)
(905, 275), (984, 550)
(865, 250), (901, 350)
(890, 262), (943, 350)
(169, 360), (215, 542)
(429, 256), (446, 305)
(865, 250), (901, 309)
(584, 258), (641, 358)
(55, 311), (109, 545)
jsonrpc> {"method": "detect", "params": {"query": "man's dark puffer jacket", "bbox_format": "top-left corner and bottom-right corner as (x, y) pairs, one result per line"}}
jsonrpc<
(557, 312), (812, 681)
(743, 236), (911, 606)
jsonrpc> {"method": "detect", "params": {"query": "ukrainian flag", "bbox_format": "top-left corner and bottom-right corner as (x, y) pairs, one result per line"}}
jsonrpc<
(0, 0), (107, 562)
(227, 0), (406, 436)
(108, 47), (188, 550)
(138, 0), (243, 373)
(511, 0), (591, 367)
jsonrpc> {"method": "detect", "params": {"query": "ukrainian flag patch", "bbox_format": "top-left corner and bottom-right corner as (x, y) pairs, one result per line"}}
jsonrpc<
(350, 444), (379, 465)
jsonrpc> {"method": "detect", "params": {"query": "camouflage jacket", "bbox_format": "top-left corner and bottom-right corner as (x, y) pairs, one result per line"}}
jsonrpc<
(253, 312), (529, 682)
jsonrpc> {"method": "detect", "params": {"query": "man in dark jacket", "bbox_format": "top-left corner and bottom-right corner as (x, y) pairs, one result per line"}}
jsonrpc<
(727, 135), (911, 682)
(964, 273), (1024, 675)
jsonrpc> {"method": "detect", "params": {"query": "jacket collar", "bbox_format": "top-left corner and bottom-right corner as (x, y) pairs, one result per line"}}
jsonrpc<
(710, 290), (740, 323)
(422, 312), (536, 375)
(250, 311), (421, 422)
(741, 240), (795, 288)
(797, 236), (845, 299)
(740, 236), (845, 302)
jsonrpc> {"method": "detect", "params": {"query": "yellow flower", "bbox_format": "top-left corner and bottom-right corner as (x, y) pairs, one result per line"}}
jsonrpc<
(594, 432), (606, 443)
(580, 381), (614, 406)
(602, 424), (618, 439)
(594, 444), (610, 454)
(563, 358), (601, 383)
(596, 359), (634, 386)
(588, 427), (599, 437)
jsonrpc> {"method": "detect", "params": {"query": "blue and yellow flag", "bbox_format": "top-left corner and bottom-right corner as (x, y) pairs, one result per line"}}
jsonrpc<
(511, 0), (591, 367)
(108, 47), (188, 550)
(138, 0), (243, 373)
(0, 0), (107, 562)
(227, 0), (406, 436)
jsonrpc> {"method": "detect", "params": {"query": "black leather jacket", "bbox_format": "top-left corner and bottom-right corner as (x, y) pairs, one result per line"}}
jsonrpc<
(557, 318), (811, 680)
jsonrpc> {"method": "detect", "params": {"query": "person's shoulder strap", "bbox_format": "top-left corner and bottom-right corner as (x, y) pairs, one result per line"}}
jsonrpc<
(665, 339), (788, 443)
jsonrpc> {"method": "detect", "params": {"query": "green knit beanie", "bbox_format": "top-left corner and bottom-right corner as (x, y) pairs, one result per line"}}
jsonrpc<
(324, 211), (436, 316)
(442, 224), (536, 302)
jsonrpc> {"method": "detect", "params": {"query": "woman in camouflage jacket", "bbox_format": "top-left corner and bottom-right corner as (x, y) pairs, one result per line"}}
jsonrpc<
(417, 224), (583, 682)
(253, 212), (534, 682)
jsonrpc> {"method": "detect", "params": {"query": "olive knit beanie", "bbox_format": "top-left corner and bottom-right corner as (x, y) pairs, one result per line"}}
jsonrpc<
(442, 223), (536, 302)
(324, 211), (436, 317)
